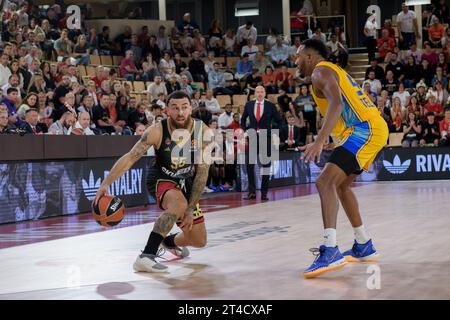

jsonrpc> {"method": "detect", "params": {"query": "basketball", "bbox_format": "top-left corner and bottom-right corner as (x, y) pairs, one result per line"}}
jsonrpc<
(92, 195), (125, 227)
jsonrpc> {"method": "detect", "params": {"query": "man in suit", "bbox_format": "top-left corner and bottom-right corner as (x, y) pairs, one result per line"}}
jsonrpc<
(280, 112), (304, 150)
(21, 109), (43, 134)
(240, 85), (282, 201)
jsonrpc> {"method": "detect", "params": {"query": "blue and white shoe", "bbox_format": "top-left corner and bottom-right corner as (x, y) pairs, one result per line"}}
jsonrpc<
(208, 184), (220, 193)
(342, 239), (379, 262)
(304, 245), (348, 279)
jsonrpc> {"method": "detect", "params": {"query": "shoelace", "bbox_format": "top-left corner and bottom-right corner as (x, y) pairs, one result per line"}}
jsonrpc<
(309, 247), (325, 261)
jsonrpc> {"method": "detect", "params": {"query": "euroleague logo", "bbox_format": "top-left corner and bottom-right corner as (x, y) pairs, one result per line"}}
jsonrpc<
(109, 199), (121, 211)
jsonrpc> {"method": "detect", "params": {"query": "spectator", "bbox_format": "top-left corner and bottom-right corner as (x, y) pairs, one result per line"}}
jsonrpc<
(439, 107), (450, 146)
(165, 74), (181, 95)
(223, 29), (237, 56)
(309, 27), (327, 43)
(159, 52), (177, 81)
(127, 34), (142, 64)
(436, 53), (449, 75)
(290, 8), (309, 41)
(0, 110), (11, 134)
(428, 15), (445, 48)
(397, 3), (421, 51)
(266, 28), (289, 51)
(393, 82), (411, 108)
(189, 51), (208, 82)
(365, 58), (385, 80)
(156, 25), (171, 53)
(235, 53), (253, 81)
(236, 21), (257, 49)
(218, 104), (234, 131)
(18, 108), (41, 135)
(180, 75), (193, 97)
(430, 80), (448, 107)
(420, 111), (440, 146)
(177, 13), (200, 37)
(425, 90), (444, 118)
(402, 56), (419, 89)
(241, 37), (259, 61)
(2, 87), (24, 128)
(377, 29), (396, 63)
(276, 65), (293, 92)
(138, 25), (150, 47)
(209, 62), (233, 97)
(54, 29), (73, 58)
(422, 42), (438, 68)
(413, 82), (428, 106)
(173, 53), (192, 81)
(385, 53), (405, 82)
(431, 66), (448, 89)
(97, 26), (115, 55)
(92, 94), (117, 134)
(142, 53), (161, 82)
(17, 93), (38, 118)
(119, 50), (140, 81)
(402, 111), (422, 147)
(204, 89), (221, 116)
(391, 97), (406, 132)
(253, 51), (274, 74)
(364, 14), (378, 63)
(364, 70), (382, 95)
(405, 42), (423, 64)
(433, 0), (450, 24)
(127, 102), (148, 131)
(114, 25), (132, 56)
(441, 27), (450, 47)
(68, 112), (95, 135)
(244, 70), (263, 96)
(417, 59), (434, 86)
(142, 35), (162, 64)
(262, 66), (278, 94)
(281, 111), (304, 151)
(326, 34), (348, 68)
(0, 54), (12, 87)
(277, 89), (293, 113)
(209, 19), (224, 57)
(48, 111), (75, 135)
(192, 29), (207, 57)
(269, 37), (290, 67)
(294, 84), (317, 135)
(147, 75), (167, 101)
(382, 19), (396, 38)
(2, 74), (22, 97)
(363, 82), (377, 103)
(179, 29), (195, 56)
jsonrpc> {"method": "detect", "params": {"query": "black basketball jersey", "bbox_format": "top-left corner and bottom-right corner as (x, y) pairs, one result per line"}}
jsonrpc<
(153, 118), (203, 182)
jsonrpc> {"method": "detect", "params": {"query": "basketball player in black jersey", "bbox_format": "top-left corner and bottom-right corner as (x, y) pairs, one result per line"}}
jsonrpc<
(94, 91), (212, 272)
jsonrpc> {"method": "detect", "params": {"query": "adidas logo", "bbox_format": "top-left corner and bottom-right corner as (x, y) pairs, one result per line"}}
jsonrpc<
(82, 171), (101, 201)
(383, 155), (411, 174)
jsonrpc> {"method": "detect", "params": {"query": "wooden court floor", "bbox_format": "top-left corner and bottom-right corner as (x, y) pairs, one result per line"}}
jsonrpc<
(1, 181), (450, 300)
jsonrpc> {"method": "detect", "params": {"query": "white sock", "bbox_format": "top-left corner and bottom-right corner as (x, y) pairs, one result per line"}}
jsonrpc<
(323, 228), (337, 247)
(354, 225), (370, 244)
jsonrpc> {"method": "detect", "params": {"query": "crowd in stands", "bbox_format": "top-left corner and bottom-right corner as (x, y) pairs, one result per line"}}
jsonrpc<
(1, 1), (449, 190)
(362, 1), (450, 148)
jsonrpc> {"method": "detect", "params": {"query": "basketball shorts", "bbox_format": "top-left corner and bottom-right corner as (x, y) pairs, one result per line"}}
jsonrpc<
(329, 117), (389, 176)
(154, 179), (205, 226)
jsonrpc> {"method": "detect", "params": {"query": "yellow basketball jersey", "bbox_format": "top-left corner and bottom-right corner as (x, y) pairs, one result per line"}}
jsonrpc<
(310, 61), (381, 138)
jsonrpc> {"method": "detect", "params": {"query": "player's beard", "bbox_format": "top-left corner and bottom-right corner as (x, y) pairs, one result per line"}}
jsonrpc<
(170, 115), (192, 129)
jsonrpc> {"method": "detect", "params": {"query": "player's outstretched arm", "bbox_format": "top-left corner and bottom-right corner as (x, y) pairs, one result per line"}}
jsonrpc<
(312, 67), (344, 145)
(93, 124), (161, 205)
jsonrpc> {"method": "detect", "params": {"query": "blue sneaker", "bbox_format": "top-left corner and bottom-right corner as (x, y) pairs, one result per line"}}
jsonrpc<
(342, 239), (379, 262)
(218, 183), (230, 192)
(208, 184), (220, 192)
(304, 245), (348, 279)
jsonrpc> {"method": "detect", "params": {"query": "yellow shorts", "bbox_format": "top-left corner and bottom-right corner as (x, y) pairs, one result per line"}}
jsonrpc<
(336, 117), (389, 172)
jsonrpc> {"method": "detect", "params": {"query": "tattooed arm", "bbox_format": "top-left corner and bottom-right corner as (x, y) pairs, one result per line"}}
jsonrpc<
(93, 124), (161, 204)
(179, 123), (212, 230)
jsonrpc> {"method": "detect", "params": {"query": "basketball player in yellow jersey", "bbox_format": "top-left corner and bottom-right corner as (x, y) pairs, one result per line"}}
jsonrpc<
(296, 39), (389, 278)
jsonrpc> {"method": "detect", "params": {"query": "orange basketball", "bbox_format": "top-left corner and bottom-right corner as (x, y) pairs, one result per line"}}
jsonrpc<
(92, 195), (125, 227)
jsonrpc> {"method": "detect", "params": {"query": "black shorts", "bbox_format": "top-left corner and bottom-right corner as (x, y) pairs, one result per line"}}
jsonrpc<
(328, 146), (363, 176)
